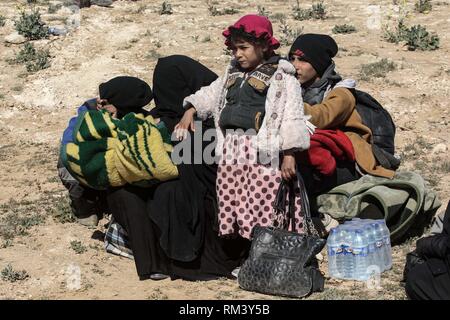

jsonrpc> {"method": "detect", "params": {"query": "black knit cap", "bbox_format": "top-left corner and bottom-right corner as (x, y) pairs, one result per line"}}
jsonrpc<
(99, 76), (153, 113)
(289, 34), (338, 76)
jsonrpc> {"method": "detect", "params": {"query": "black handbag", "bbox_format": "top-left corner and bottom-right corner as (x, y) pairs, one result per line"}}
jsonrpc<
(238, 171), (327, 298)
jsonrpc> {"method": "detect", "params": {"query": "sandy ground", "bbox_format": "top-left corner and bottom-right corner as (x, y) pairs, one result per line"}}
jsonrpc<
(0, 0), (449, 300)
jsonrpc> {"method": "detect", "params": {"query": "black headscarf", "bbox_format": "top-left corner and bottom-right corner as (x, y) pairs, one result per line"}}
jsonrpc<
(99, 76), (153, 117)
(150, 55), (218, 132)
(147, 55), (220, 262)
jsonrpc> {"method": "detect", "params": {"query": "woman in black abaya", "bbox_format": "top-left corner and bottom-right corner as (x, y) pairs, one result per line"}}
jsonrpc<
(107, 55), (250, 281)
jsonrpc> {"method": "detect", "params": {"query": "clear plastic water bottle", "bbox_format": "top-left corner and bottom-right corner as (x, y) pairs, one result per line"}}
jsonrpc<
(345, 218), (370, 230)
(363, 223), (376, 268)
(353, 229), (369, 280)
(377, 219), (392, 270)
(341, 226), (355, 279)
(370, 222), (385, 271)
(327, 228), (341, 278)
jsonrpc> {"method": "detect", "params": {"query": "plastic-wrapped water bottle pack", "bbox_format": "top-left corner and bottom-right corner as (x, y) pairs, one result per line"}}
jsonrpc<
(327, 218), (392, 281)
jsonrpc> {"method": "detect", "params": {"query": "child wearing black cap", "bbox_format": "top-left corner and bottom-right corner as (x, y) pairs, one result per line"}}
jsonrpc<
(288, 34), (395, 196)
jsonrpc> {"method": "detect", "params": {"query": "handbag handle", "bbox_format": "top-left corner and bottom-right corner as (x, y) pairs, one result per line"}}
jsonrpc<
(273, 170), (319, 237)
(295, 170), (319, 237)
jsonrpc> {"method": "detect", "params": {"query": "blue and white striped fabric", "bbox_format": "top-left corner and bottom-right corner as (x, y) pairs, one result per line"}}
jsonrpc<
(104, 217), (134, 260)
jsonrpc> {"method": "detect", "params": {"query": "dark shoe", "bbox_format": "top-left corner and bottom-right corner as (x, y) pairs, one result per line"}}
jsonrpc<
(91, 0), (113, 7)
(149, 273), (169, 281)
(75, 0), (91, 8)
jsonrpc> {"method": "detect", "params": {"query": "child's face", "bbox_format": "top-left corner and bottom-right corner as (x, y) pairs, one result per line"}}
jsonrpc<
(96, 99), (118, 118)
(289, 55), (319, 85)
(231, 39), (267, 71)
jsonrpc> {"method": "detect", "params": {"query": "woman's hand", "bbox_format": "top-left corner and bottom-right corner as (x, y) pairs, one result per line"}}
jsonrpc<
(174, 107), (196, 141)
(281, 152), (297, 181)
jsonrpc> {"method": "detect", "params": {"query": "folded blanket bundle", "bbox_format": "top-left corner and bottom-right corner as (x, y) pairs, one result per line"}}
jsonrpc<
(316, 171), (441, 242)
(297, 129), (355, 176)
(61, 109), (178, 190)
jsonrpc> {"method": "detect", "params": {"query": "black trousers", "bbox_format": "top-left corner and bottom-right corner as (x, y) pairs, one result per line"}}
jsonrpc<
(298, 161), (361, 197)
(405, 261), (450, 300)
(107, 186), (168, 280)
(107, 186), (249, 281)
(58, 157), (108, 219)
(405, 201), (450, 300)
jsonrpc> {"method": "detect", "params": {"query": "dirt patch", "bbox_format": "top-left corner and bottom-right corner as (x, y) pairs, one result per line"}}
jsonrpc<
(0, 0), (449, 300)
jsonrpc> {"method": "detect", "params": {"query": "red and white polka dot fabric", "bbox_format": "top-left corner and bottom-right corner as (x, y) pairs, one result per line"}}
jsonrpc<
(216, 133), (304, 239)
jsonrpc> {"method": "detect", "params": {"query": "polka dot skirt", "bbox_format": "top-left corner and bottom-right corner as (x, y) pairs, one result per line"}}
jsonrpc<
(216, 133), (304, 239)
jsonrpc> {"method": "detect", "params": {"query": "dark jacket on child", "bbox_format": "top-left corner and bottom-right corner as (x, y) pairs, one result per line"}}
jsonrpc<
(302, 64), (395, 179)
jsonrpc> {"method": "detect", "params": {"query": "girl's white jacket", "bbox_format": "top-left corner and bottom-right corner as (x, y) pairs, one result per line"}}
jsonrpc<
(183, 58), (314, 160)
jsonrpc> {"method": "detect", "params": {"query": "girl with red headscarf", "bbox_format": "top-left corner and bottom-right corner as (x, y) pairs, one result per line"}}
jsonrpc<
(175, 15), (314, 239)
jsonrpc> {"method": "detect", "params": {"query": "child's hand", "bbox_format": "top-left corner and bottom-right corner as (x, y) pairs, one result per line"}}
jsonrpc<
(281, 153), (297, 181)
(174, 108), (196, 141)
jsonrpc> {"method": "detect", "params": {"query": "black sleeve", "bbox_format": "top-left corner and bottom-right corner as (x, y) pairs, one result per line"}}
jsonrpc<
(442, 200), (450, 236)
(416, 234), (450, 259)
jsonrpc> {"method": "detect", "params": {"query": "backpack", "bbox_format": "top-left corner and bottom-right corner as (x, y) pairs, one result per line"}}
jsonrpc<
(353, 90), (400, 170)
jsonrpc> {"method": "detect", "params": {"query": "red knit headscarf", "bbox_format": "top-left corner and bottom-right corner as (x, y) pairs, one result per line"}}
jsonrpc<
(222, 14), (280, 50)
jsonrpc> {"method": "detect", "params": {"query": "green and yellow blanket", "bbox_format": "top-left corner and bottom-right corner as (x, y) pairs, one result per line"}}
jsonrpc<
(60, 109), (178, 190)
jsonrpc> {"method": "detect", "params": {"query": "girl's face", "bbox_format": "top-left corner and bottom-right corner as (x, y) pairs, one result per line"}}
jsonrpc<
(231, 39), (267, 71)
(289, 55), (319, 85)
